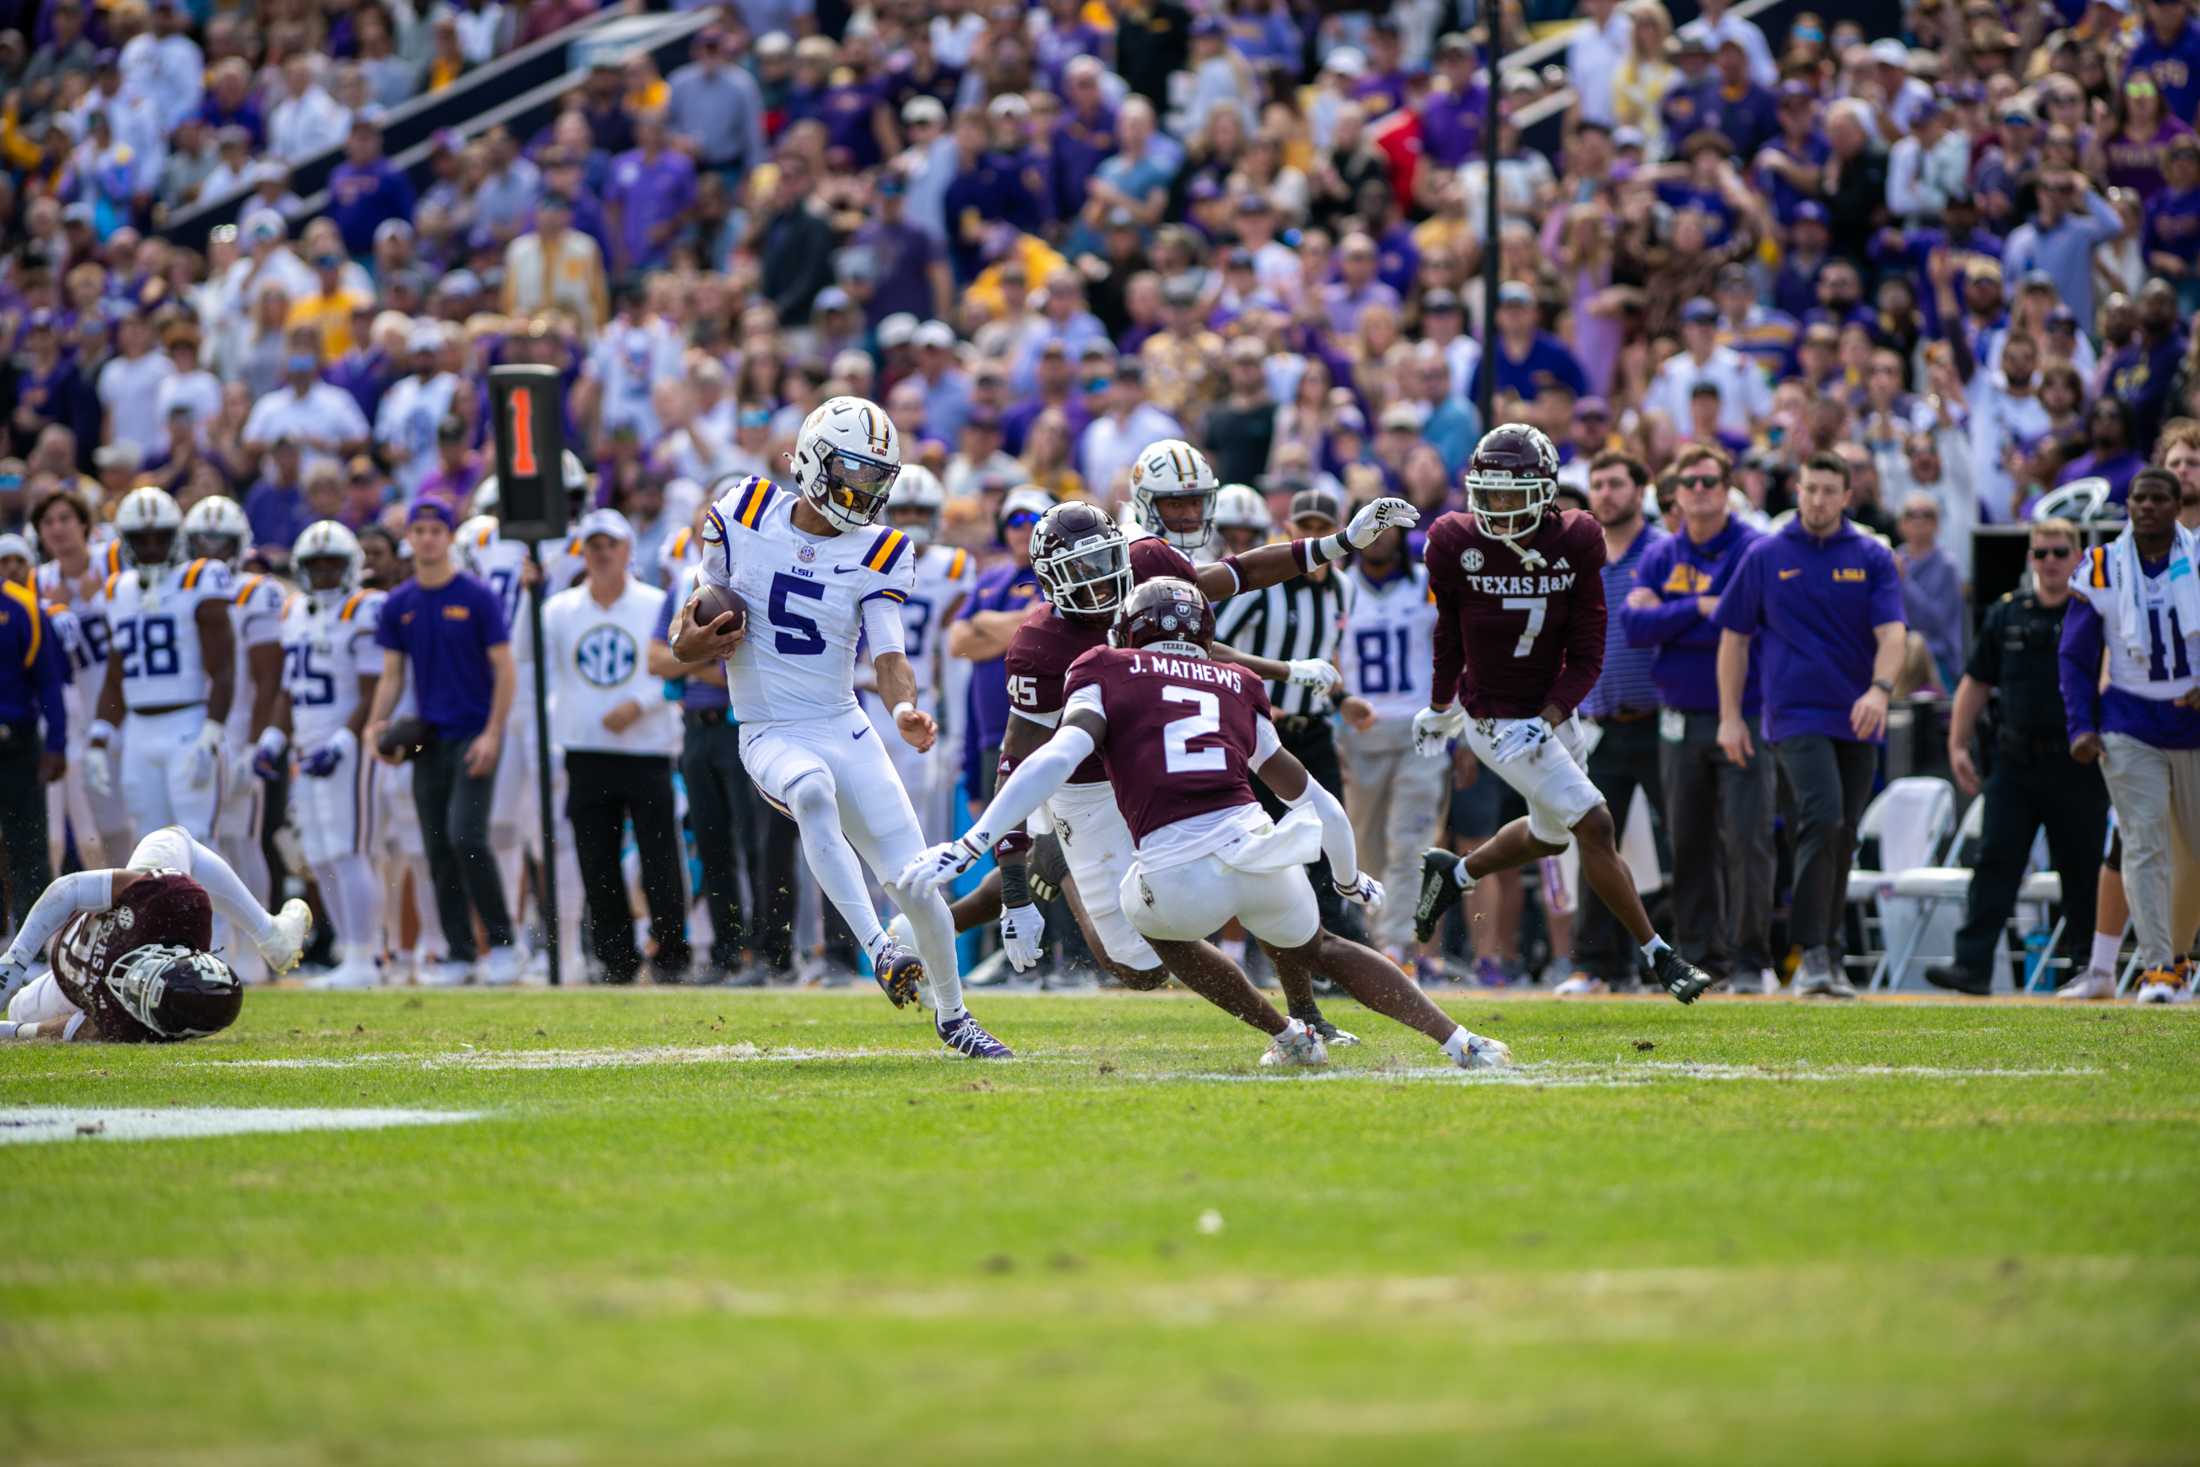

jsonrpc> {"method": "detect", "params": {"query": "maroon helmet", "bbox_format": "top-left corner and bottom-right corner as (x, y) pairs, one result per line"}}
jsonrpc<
(1112, 576), (1215, 650)
(106, 945), (242, 1039)
(1464, 422), (1560, 547)
(1030, 502), (1132, 622)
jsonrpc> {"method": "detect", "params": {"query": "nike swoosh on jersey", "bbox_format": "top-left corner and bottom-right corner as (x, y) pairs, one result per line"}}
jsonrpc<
(833, 566), (867, 574)
(852, 725), (870, 739)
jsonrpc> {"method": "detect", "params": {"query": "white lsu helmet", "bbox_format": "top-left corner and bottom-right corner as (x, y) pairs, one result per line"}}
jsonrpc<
(292, 519), (363, 609)
(1212, 484), (1270, 536)
(455, 514), (500, 573)
(884, 462), (945, 547)
(473, 449), (590, 519)
(181, 494), (251, 567)
(1129, 438), (1219, 552)
(791, 394), (902, 533)
(113, 485), (186, 568)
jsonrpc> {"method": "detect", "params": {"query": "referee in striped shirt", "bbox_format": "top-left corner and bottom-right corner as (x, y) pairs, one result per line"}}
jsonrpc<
(1573, 453), (1670, 989)
(1215, 485), (1365, 941)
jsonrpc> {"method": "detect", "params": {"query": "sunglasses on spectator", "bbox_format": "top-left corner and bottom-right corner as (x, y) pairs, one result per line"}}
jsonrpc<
(1676, 473), (1722, 489)
(2031, 545), (2074, 560)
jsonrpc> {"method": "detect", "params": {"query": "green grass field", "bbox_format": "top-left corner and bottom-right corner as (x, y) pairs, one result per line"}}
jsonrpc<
(4, 989), (2197, 1465)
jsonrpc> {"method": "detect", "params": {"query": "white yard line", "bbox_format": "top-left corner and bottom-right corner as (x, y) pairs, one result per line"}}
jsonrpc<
(207, 1043), (913, 1071)
(1150, 1061), (2103, 1087)
(0, 1106), (484, 1145)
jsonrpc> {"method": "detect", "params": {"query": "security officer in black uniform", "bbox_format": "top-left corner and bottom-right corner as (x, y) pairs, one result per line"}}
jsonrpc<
(1926, 517), (2107, 994)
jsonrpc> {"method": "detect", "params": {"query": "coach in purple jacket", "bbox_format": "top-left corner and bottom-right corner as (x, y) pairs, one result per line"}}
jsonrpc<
(1621, 444), (1774, 993)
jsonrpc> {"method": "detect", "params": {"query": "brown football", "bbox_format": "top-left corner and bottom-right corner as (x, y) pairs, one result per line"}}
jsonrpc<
(691, 583), (747, 634)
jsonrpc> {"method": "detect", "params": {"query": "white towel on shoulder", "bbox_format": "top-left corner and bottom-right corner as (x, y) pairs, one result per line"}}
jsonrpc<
(2105, 523), (2200, 663)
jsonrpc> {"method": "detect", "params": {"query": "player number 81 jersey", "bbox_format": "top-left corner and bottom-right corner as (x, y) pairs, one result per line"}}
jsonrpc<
(698, 475), (918, 724)
(99, 558), (234, 710)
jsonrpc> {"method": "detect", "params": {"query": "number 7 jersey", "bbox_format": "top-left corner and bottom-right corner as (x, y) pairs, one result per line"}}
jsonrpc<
(696, 475), (918, 724)
(1423, 508), (1608, 719)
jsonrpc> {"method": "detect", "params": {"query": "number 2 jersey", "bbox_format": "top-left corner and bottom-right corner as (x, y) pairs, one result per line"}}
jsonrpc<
(98, 557), (236, 711)
(280, 588), (385, 749)
(1062, 644), (1276, 859)
(696, 475), (918, 724)
(1423, 509), (1608, 719)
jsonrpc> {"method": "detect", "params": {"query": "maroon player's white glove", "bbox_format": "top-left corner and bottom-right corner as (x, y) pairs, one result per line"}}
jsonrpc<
(1412, 703), (1466, 757)
(1345, 497), (1420, 549)
(1489, 717), (1554, 764)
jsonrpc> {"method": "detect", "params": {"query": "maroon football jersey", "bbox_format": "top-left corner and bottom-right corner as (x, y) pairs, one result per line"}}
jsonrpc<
(1129, 535), (1200, 587)
(1423, 508), (1608, 718)
(1004, 603), (1112, 785)
(1063, 645), (1272, 845)
(50, 871), (212, 1044)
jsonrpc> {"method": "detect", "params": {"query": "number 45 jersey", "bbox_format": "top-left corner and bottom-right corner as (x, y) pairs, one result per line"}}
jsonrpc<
(697, 475), (917, 725)
(1423, 508), (1608, 719)
(280, 589), (384, 748)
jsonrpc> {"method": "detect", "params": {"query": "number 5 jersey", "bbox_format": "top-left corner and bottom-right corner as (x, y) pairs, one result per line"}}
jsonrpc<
(697, 475), (918, 725)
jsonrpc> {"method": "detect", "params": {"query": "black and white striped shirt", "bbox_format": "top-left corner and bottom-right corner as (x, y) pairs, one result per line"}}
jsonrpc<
(1215, 569), (1353, 718)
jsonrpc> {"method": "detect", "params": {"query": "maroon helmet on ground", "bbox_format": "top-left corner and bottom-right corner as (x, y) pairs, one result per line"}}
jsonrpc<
(1030, 502), (1132, 622)
(1464, 422), (1561, 547)
(1112, 576), (1214, 651)
(106, 945), (242, 1039)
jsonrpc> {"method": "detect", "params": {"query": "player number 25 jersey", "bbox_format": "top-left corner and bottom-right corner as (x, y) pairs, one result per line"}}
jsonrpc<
(99, 558), (235, 711)
(698, 475), (917, 724)
(281, 589), (385, 747)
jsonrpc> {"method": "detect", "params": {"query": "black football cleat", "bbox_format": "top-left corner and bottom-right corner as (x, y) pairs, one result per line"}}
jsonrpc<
(1651, 946), (1714, 1005)
(1414, 849), (1462, 946)
(1924, 964), (1992, 996)
(872, 942), (926, 1008)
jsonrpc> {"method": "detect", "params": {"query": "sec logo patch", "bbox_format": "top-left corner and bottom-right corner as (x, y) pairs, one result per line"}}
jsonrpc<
(576, 625), (638, 687)
(1460, 549), (1484, 572)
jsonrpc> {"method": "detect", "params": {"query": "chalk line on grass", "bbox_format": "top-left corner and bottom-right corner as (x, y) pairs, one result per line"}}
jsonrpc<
(208, 1043), (910, 1072)
(0, 1107), (484, 1145)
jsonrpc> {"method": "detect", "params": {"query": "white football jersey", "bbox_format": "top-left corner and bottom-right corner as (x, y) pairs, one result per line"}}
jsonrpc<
(461, 525), (585, 666)
(281, 588), (385, 747)
(36, 553), (118, 737)
(657, 523), (703, 590)
(1338, 561), (1439, 721)
(856, 542), (974, 696)
(698, 474), (917, 724)
(2077, 544), (2199, 704)
(224, 571), (287, 749)
(99, 557), (235, 711)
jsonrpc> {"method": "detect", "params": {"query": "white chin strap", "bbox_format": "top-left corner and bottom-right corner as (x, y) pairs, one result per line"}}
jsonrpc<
(1510, 538), (1548, 571)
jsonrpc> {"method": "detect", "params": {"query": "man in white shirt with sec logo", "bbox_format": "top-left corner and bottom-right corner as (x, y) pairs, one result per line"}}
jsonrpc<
(543, 509), (691, 985)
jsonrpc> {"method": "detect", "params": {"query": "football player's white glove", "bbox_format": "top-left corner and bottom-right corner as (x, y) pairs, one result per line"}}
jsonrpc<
(1285, 658), (1341, 692)
(1490, 716), (1555, 764)
(1000, 903), (1046, 972)
(185, 721), (225, 789)
(898, 834), (987, 897)
(1345, 496), (1421, 549)
(0, 954), (30, 1007)
(84, 741), (114, 798)
(1411, 703), (1467, 757)
(1332, 872), (1385, 909)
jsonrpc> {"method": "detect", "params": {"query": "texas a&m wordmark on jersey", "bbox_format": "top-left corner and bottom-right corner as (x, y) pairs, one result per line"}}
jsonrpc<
(1424, 508), (1608, 718)
(1061, 644), (1273, 845)
(99, 557), (234, 710)
(698, 474), (916, 723)
(51, 871), (212, 1044)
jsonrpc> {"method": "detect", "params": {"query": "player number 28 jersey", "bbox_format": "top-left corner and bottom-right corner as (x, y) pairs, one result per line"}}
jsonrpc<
(282, 589), (385, 747)
(698, 475), (918, 724)
(99, 558), (235, 711)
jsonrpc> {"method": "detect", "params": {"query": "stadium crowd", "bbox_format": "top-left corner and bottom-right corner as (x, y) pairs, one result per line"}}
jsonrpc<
(0, 0), (2196, 999)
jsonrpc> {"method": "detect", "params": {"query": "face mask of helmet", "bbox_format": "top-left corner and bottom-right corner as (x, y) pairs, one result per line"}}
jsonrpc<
(1038, 530), (1131, 619)
(106, 944), (241, 1039)
(817, 446), (899, 527)
(188, 529), (243, 562)
(1467, 472), (1552, 543)
(125, 530), (177, 567)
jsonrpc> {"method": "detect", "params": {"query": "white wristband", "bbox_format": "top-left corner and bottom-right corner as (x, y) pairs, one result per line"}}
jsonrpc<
(88, 719), (116, 746)
(892, 700), (916, 722)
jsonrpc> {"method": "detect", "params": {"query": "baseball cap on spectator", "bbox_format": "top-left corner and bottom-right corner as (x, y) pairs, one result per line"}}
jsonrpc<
(902, 96), (946, 127)
(1079, 340), (1117, 363)
(987, 93), (1030, 120)
(1106, 206), (1139, 229)
(1422, 288), (1463, 314)
(2046, 306), (2080, 333)
(1162, 275), (1202, 307)
(1333, 405), (1367, 435)
(409, 498), (459, 528)
(756, 31), (792, 59)
(1436, 31), (1473, 59)
(2000, 101), (2036, 125)
(1576, 397), (1612, 421)
(1779, 79), (1817, 102)
(375, 219), (414, 246)
(1289, 486), (1345, 527)
(1680, 297), (1718, 324)
(1232, 192), (1273, 216)
(408, 324), (442, 354)
(578, 507), (633, 544)
(877, 313), (919, 349)
(94, 440), (143, 472)
(914, 320), (957, 350)
(1497, 282), (1536, 308)
(1869, 38), (1910, 66)
(1613, 126), (1646, 152)
(1324, 47), (1366, 77)
(0, 532), (32, 565)
(436, 415), (469, 442)
(1793, 200), (1830, 227)
(1379, 403), (1426, 433)
(815, 286), (853, 314)
(241, 209), (286, 244)
(1967, 257), (2003, 284)
(999, 487), (1052, 529)
(1227, 335), (1265, 363)
(437, 271), (482, 299)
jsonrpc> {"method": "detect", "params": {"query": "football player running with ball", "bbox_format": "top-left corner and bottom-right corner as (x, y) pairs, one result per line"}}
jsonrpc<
(0, 825), (311, 1042)
(1411, 426), (1713, 1003)
(903, 578), (1512, 1070)
(668, 397), (1011, 1059)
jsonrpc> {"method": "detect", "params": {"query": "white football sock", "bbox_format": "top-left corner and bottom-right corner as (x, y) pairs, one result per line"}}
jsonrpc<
(178, 834), (277, 948)
(1441, 1027), (1472, 1063)
(1452, 857), (1476, 891)
(2089, 930), (2122, 977)
(1641, 934), (1671, 961)
(900, 889), (965, 1024)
